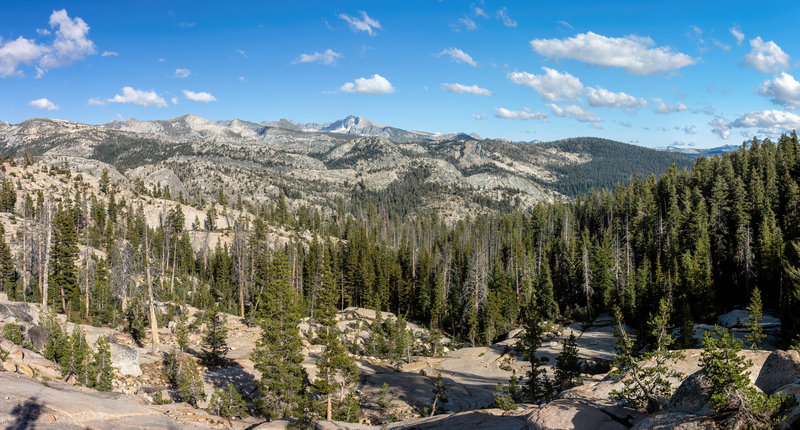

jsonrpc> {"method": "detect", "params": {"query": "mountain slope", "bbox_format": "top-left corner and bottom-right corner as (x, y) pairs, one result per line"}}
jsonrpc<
(0, 116), (694, 219)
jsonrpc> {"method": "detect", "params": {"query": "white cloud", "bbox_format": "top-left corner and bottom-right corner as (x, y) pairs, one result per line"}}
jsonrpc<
(653, 98), (688, 114)
(438, 48), (476, 66)
(39, 9), (96, 71)
(730, 25), (744, 45)
(0, 9), (96, 78)
(339, 74), (394, 94)
(87, 97), (105, 106)
(454, 16), (477, 31)
(494, 107), (548, 121)
(675, 125), (696, 135)
(28, 98), (58, 110)
(292, 49), (342, 65)
(441, 83), (492, 96)
(101, 51), (118, 57)
(0, 36), (45, 77)
(339, 11), (381, 36)
(472, 113), (486, 120)
(496, 7), (517, 28)
(235, 49), (247, 58)
(548, 103), (602, 123)
(507, 67), (583, 102)
(558, 20), (573, 29)
(171, 97), (179, 105)
(473, 6), (488, 18)
(182, 90), (216, 103)
(174, 68), (191, 78)
(743, 37), (790, 73)
(758, 72), (800, 106)
(108, 86), (167, 107)
(731, 109), (800, 130)
(530, 31), (697, 75)
(585, 87), (647, 109)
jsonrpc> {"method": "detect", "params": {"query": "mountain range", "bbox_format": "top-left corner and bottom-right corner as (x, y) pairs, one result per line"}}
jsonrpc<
(0, 114), (695, 219)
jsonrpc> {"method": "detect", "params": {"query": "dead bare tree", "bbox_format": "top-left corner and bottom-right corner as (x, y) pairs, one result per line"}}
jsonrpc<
(143, 222), (160, 351)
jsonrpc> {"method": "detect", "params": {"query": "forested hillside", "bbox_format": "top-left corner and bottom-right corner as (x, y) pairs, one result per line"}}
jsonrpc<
(0, 131), (799, 425)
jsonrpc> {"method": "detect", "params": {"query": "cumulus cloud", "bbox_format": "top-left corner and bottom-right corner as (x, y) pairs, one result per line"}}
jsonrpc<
(174, 68), (191, 78)
(0, 9), (96, 78)
(472, 113), (486, 120)
(508, 66), (647, 111)
(339, 74), (394, 94)
(39, 9), (96, 70)
(182, 90), (216, 103)
(507, 67), (583, 102)
(437, 48), (477, 66)
(108, 86), (167, 107)
(530, 31), (697, 75)
(757, 72), (800, 106)
(496, 7), (517, 27)
(87, 97), (105, 106)
(339, 11), (381, 36)
(292, 49), (342, 65)
(731, 109), (800, 130)
(730, 25), (744, 45)
(441, 83), (492, 96)
(743, 37), (790, 73)
(28, 98), (58, 110)
(675, 125), (696, 135)
(0, 37), (45, 77)
(710, 110), (800, 139)
(494, 107), (548, 121)
(585, 87), (647, 109)
(653, 98), (688, 114)
(548, 104), (602, 124)
(101, 51), (118, 57)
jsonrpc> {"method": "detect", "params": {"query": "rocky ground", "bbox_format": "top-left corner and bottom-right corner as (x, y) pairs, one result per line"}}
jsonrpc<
(2, 298), (797, 429)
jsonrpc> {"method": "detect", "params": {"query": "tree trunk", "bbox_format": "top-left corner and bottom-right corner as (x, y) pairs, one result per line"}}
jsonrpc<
(42, 201), (52, 308)
(145, 226), (160, 351)
(85, 202), (91, 319)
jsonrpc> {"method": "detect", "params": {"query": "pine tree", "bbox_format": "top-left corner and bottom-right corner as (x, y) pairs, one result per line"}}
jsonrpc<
(209, 382), (248, 418)
(51, 203), (79, 313)
(521, 307), (552, 403)
(251, 250), (308, 420)
(555, 332), (583, 391)
(90, 335), (114, 391)
(66, 327), (91, 384)
(176, 309), (189, 352)
(201, 305), (229, 365)
(179, 357), (206, 407)
(99, 168), (110, 193)
(745, 287), (765, 350)
(314, 249), (360, 421)
(430, 374), (448, 416)
(610, 301), (684, 413)
(701, 326), (785, 427)
(0, 223), (16, 298)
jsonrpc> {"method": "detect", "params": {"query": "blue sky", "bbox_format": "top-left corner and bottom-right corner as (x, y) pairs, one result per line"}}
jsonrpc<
(3, 1), (800, 148)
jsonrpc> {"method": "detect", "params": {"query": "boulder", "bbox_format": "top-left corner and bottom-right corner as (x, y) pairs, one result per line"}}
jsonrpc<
(22, 323), (49, 351)
(717, 309), (780, 329)
(668, 371), (712, 414)
(631, 411), (717, 429)
(0, 301), (39, 324)
(526, 399), (629, 430)
(755, 350), (800, 395)
(110, 343), (142, 376)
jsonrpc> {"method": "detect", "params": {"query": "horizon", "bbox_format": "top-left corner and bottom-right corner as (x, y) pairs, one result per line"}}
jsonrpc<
(3, 1), (800, 148)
